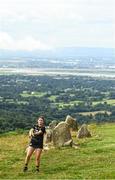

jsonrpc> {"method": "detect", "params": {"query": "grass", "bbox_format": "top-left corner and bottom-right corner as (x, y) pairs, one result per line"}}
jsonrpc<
(51, 98), (115, 109)
(48, 95), (58, 101)
(53, 100), (82, 109)
(78, 111), (111, 116)
(93, 99), (115, 106)
(21, 92), (46, 98)
(0, 123), (115, 179)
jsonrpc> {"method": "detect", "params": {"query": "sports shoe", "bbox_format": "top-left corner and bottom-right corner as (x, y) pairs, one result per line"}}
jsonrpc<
(36, 166), (39, 172)
(23, 166), (28, 172)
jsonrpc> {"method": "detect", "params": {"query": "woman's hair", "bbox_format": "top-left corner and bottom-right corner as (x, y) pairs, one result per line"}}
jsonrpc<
(38, 116), (45, 124)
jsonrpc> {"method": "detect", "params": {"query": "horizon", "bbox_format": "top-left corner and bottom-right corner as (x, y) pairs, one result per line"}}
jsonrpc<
(0, 46), (114, 52)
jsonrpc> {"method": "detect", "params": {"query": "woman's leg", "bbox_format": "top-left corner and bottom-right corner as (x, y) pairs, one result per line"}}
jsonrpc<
(35, 148), (42, 170)
(23, 146), (35, 171)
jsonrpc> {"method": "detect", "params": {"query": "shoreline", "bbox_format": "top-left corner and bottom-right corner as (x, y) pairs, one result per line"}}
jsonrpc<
(0, 68), (115, 78)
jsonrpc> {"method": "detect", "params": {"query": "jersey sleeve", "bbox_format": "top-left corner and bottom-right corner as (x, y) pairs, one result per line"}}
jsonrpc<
(41, 127), (46, 134)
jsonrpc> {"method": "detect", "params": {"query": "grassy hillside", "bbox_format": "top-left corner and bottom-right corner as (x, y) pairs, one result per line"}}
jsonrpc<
(0, 123), (115, 179)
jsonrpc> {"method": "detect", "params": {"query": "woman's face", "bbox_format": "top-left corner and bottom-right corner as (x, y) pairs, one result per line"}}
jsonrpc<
(37, 117), (44, 127)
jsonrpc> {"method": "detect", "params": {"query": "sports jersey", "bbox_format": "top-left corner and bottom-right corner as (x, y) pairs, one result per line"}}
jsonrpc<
(29, 125), (46, 149)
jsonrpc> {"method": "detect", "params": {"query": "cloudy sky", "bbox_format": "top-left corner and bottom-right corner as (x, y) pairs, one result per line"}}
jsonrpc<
(0, 0), (114, 51)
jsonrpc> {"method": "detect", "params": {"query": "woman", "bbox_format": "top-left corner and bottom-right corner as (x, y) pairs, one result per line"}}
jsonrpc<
(23, 116), (46, 172)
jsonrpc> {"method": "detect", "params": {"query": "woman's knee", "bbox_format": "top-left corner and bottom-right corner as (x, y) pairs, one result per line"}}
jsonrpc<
(35, 153), (41, 159)
(35, 151), (42, 160)
(26, 147), (34, 158)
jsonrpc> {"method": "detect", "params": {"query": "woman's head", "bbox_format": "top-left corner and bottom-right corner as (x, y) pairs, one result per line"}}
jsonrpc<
(37, 116), (45, 127)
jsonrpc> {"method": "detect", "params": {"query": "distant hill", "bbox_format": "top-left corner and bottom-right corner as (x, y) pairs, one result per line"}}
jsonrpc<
(0, 47), (114, 59)
(53, 47), (115, 58)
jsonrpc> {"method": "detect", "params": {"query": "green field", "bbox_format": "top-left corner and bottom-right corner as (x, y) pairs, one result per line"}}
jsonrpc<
(48, 95), (58, 101)
(93, 99), (115, 106)
(0, 123), (115, 179)
(20, 89), (115, 107)
(78, 111), (111, 116)
(21, 91), (46, 98)
(54, 101), (82, 108)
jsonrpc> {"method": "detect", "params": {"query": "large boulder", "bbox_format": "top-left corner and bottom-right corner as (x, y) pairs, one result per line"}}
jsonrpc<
(52, 122), (72, 147)
(49, 120), (58, 129)
(77, 124), (91, 138)
(65, 115), (78, 131)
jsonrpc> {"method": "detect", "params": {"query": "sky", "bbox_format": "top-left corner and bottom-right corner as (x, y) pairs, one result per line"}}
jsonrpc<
(0, 0), (114, 51)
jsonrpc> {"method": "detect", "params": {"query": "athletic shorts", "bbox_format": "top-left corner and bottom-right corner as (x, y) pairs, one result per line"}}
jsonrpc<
(29, 138), (43, 149)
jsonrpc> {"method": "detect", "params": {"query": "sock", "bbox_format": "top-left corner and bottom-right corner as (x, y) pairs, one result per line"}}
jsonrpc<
(36, 166), (39, 171)
(23, 164), (28, 172)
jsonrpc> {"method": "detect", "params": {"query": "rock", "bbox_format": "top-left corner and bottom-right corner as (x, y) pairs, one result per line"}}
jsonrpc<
(49, 120), (58, 129)
(65, 115), (78, 131)
(43, 144), (50, 151)
(63, 139), (73, 147)
(52, 122), (72, 147)
(72, 142), (80, 146)
(77, 124), (91, 138)
(73, 146), (80, 149)
(44, 129), (52, 143)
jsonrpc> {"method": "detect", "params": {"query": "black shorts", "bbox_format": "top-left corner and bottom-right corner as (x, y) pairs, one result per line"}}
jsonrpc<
(29, 138), (43, 149)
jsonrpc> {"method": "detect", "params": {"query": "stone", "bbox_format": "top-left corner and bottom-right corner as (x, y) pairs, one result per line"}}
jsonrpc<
(63, 139), (73, 147)
(44, 129), (52, 143)
(52, 121), (72, 147)
(65, 115), (78, 131)
(49, 120), (58, 129)
(77, 124), (91, 138)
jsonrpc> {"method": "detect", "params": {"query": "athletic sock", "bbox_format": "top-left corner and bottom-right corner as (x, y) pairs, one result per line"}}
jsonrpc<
(36, 166), (39, 172)
(23, 164), (28, 172)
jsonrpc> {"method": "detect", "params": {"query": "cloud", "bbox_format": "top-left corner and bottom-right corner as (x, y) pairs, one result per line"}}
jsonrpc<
(0, 32), (51, 51)
(0, 0), (114, 23)
(0, 0), (114, 48)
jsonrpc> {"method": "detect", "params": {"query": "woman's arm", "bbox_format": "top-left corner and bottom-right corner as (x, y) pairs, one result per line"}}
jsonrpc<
(29, 128), (34, 138)
(34, 130), (43, 135)
(29, 126), (45, 137)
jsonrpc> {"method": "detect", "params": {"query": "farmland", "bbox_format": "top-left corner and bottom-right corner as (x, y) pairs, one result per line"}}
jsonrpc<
(0, 72), (115, 133)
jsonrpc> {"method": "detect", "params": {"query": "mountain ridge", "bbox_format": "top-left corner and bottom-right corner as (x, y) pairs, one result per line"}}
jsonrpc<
(0, 47), (114, 58)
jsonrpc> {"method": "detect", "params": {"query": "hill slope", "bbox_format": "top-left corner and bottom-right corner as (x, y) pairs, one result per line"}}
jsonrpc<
(0, 123), (115, 179)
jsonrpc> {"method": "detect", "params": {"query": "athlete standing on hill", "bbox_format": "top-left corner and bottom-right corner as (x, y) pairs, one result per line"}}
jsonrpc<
(23, 116), (46, 172)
